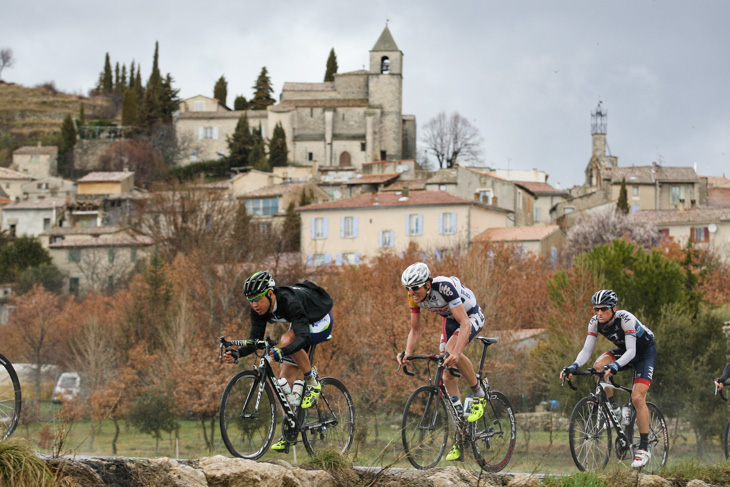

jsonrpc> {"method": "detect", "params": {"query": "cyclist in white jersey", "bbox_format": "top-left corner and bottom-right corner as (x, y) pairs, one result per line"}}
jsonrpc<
(396, 262), (486, 461)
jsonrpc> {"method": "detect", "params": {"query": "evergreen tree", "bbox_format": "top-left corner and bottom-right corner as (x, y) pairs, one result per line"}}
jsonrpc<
(233, 95), (248, 111)
(137, 42), (179, 133)
(102, 53), (113, 93)
(281, 202), (301, 252)
(617, 177), (630, 214)
(0, 236), (53, 282)
(324, 48), (338, 82)
(114, 62), (121, 92)
(121, 89), (138, 127)
(79, 103), (85, 125)
(120, 64), (127, 92)
(269, 122), (287, 167)
(213, 75), (227, 106)
(134, 67), (144, 97)
(227, 113), (255, 168)
(58, 113), (76, 178)
(129, 62), (136, 90)
(251, 66), (275, 110)
(249, 138), (269, 172)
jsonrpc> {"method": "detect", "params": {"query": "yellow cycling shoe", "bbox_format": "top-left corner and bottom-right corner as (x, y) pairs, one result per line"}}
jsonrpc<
(467, 397), (487, 422)
(445, 444), (461, 461)
(301, 382), (321, 409)
(271, 438), (292, 452)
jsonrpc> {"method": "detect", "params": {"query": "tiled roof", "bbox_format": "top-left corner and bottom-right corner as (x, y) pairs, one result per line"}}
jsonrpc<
(705, 175), (730, 188)
(241, 182), (312, 198)
(78, 172), (133, 183)
(282, 82), (336, 91)
(383, 180), (427, 192)
(472, 225), (561, 243)
(343, 173), (400, 185)
(427, 170), (458, 185)
(632, 208), (730, 224)
(338, 69), (369, 76)
(298, 190), (472, 211)
(49, 235), (155, 248)
(610, 165), (699, 184)
(2, 196), (65, 210)
(514, 181), (568, 196)
(0, 167), (34, 180)
(272, 99), (369, 110)
(13, 146), (58, 155)
(372, 25), (399, 51)
(42, 225), (121, 236)
(708, 188), (730, 208)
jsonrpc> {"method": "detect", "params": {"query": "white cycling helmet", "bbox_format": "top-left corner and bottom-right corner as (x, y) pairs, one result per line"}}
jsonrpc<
(401, 262), (431, 288)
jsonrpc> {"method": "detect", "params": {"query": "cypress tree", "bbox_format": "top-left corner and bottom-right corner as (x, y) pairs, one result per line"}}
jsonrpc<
(249, 139), (269, 172)
(137, 42), (179, 132)
(227, 113), (254, 168)
(122, 89), (138, 126)
(251, 67), (275, 110)
(282, 202), (301, 252)
(269, 122), (287, 167)
(213, 75), (227, 106)
(233, 95), (248, 111)
(617, 177), (630, 214)
(102, 53), (113, 93)
(58, 114), (76, 178)
(114, 62), (121, 92)
(324, 48), (338, 82)
(79, 103), (85, 125)
(129, 62), (136, 90)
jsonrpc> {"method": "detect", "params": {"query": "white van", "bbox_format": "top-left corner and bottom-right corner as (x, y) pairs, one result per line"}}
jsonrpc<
(53, 372), (81, 403)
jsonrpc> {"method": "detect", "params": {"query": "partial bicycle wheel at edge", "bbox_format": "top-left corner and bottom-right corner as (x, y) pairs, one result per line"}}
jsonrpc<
(469, 390), (516, 472)
(725, 418), (730, 460)
(569, 396), (612, 471)
(401, 385), (449, 469)
(301, 377), (355, 456)
(0, 354), (21, 440)
(629, 401), (668, 473)
(219, 370), (277, 459)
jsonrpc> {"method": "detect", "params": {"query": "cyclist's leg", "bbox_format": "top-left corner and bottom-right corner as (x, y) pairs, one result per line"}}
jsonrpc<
(631, 346), (656, 436)
(593, 350), (620, 400)
(300, 313), (333, 408)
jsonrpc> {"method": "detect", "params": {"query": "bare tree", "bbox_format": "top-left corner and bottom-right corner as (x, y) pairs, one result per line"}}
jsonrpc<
(420, 111), (484, 168)
(0, 48), (15, 80)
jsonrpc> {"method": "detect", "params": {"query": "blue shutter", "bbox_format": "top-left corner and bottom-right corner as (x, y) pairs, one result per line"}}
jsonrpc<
(353, 216), (358, 237)
(451, 213), (457, 233)
(438, 213), (443, 234)
(213, 127), (219, 140)
(306, 254), (313, 267)
(378, 231), (384, 247)
(435, 249), (442, 261)
(336, 253), (343, 266)
(340, 217), (345, 238)
(311, 219), (316, 239)
(389, 231), (395, 246)
(355, 253), (362, 264)
(324, 254), (332, 265)
(405, 215), (410, 236)
(417, 214), (423, 235)
(323, 217), (329, 239)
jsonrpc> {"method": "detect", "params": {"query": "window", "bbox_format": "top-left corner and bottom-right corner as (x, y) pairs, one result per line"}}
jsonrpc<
(69, 277), (80, 295)
(337, 253), (360, 266)
(312, 217), (328, 239)
(692, 227), (709, 243)
(670, 186), (685, 205)
(194, 101), (205, 111)
(313, 254), (331, 266)
(308, 152), (313, 161)
(203, 127), (214, 139)
(632, 186), (639, 197)
(191, 149), (199, 162)
(130, 248), (137, 262)
(360, 142), (366, 151)
(68, 249), (81, 263)
(380, 150), (387, 161)
(478, 190), (493, 204)
(439, 212), (456, 234)
(245, 198), (279, 216)
(405, 214), (423, 236)
(107, 275), (115, 292)
(551, 247), (558, 270)
(108, 249), (115, 263)
(379, 230), (394, 248)
(43, 218), (51, 230)
(9, 224), (16, 237)
(517, 190), (523, 210)
(380, 56), (390, 74)
(30, 155), (40, 163)
(341, 216), (358, 238)
(199, 126), (218, 140)
(533, 207), (541, 223)
(258, 222), (271, 235)
(205, 214), (212, 231)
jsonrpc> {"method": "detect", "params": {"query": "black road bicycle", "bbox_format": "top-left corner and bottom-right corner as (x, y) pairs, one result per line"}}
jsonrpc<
(563, 368), (668, 472)
(714, 379), (730, 459)
(0, 353), (21, 440)
(218, 336), (355, 459)
(399, 337), (516, 472)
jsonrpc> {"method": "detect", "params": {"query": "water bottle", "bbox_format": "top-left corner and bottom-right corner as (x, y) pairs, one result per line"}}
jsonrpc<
(463, 394), (474, 418)
(621, 405), (632, 426)
(451, 395), (464, 416)
(278, 378), (293, 404)
(291, 380), (304, 407)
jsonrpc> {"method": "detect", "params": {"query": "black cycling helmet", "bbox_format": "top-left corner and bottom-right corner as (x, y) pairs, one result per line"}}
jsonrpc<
(591, 289), (618, 307)
(243, 270), (275, 298)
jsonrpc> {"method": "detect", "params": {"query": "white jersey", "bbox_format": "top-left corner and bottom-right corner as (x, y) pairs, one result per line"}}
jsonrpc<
(408, 276), (479, 318)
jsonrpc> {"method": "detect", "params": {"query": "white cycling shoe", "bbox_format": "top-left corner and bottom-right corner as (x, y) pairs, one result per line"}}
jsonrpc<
(631, 448), (651, 469)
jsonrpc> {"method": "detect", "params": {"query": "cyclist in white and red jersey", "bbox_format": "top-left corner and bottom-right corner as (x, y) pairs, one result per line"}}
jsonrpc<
(560, 289), (657, 469)
(396, 262), (486, 462)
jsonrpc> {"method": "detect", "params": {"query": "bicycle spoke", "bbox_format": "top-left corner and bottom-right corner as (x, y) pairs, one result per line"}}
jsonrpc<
(0, 355), (21, 440)
(301, 377), (354, 456)
(469, 391), (516, 472)
(569, 397), (611, 471)
(401, 385), (449, 469)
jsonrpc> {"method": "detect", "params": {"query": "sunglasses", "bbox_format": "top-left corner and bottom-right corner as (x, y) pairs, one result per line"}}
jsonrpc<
(247, 289), (269, 302)
(406, 284), (424, 292)
(593, 306), (612, 311)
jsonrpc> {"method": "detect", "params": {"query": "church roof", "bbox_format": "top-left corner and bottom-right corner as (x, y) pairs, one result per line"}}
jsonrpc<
(610, 165), (699, 184)
(372, 25), (399, 52)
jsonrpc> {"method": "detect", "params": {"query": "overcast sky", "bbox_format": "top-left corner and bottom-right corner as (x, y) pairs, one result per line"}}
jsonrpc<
(3, 1), (729, 188)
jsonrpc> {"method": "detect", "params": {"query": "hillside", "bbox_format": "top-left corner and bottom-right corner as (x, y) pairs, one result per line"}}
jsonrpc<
(0, 81), (113, 137)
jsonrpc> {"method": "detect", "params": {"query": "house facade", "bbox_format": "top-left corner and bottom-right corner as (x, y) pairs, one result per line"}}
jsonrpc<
(297, 190), (512, 266)
(12, 145), (58, 179)
(633, 208), (730, 255)
(1, 196), (65, 237)
(0, 167), (35, 201)
(471, 225), (566, 268)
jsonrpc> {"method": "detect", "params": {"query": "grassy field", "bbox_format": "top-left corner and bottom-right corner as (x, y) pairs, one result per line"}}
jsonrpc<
(7, 403), (729, 476)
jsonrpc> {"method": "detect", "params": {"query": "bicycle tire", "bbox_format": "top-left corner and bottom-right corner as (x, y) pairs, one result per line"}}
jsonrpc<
(219, 370), (276, 459)
(469, 390), (516, 472)
(300, 377), (355, 456)
(629, 401), (668, 472)
(401, 385), (449, 469)
(725, 418), (730, 460)
(0, 354), (21, 440)
(569, 396), (612, 471)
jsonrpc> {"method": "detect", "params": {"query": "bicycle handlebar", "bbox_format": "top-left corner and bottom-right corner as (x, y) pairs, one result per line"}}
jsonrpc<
(219, 336), (278, 364)
(561, 367), (620, 391)
(397, 353), (449, 377)
(715, 379), (728, 401)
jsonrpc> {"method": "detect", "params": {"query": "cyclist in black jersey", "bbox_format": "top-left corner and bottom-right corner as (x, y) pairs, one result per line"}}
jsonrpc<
(714, 363), (730, 390)
(223, 270), (334, 452)
(560, 289), (657, 469)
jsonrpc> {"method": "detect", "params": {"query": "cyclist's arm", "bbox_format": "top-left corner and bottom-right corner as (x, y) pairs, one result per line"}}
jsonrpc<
(248, 310), (267, 341)
(402, 310), (422, 362)
(574, 332), (597, 367)
(614, 334), (637, 368)
(718, 363), (730, 383)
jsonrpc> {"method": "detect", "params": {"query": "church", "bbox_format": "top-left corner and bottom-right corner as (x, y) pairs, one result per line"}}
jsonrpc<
(175, 26), (417, 169)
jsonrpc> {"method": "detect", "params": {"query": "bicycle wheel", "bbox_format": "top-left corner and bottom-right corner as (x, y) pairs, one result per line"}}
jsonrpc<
(725, 418), (730, 460)
(219, 370), (277, 459)
(301, 377), (355, 456)
(0, 354), (21, 440)
(630, 401), (668, 472)
(469, 390), (516, 472)
(401, 385), (449, 469)
(569, 396), (612, 471)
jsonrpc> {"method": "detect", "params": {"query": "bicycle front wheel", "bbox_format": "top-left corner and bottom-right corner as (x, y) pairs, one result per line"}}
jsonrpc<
(630, 401), (668, 472)
(219, 370), (276, 459)
(0, 354), (21, 440)
(301, 377), (355, 456)
(401, 385), (449, 469)
(469, 390), (516, 472)
(569, 396), (612, 471)
(725, 418), (730, 460)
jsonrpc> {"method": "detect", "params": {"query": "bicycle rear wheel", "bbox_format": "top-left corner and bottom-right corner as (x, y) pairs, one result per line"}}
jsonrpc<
(219, 370), (277, 459)
(569, 396), (612, 471)
(629, 401), (668, 472)
(469, 390), (516, 472)
(0, 354), (21, 440)
(725, 418), (730, 460)
(301, 377), (355, 456)
(401, 385), (449, 469)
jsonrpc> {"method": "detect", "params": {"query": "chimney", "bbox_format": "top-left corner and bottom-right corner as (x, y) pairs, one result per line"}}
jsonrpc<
(492, 195), (498, 206)
(402, 184), (409, 197)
